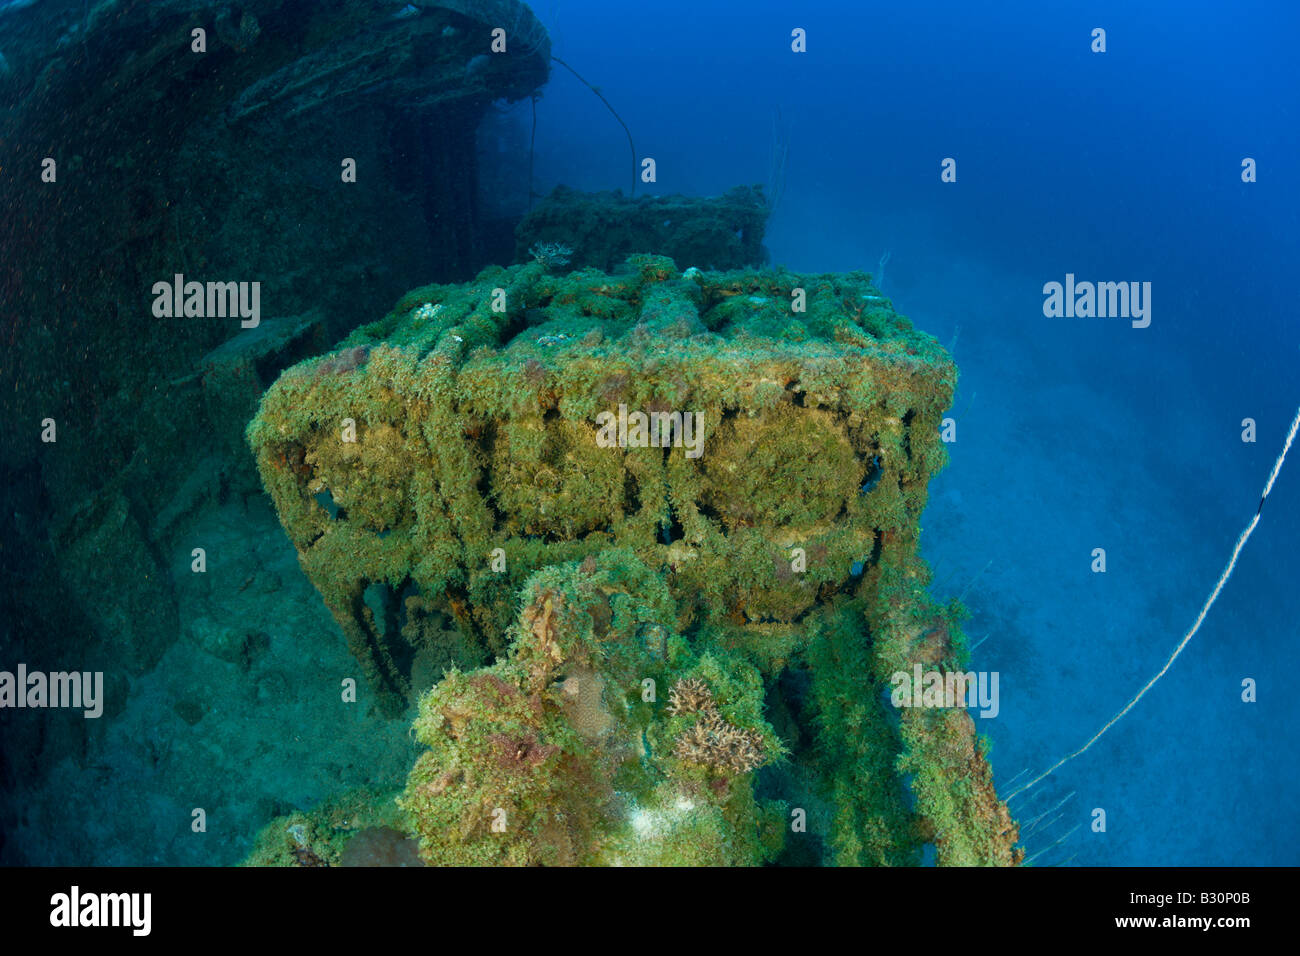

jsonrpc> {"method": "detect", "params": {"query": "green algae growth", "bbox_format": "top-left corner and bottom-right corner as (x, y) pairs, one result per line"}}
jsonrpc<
(246, 255), (1021, 866)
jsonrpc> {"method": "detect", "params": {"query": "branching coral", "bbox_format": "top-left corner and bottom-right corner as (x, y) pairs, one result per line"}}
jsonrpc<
(666, 677), (712, 716)
(667, 678), (767, 774)
(527, 241), (573, 270)
(674, 709), (767, 775)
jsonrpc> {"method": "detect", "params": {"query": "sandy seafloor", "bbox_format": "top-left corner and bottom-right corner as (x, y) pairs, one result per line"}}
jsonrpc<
(4, 496), (418, 866)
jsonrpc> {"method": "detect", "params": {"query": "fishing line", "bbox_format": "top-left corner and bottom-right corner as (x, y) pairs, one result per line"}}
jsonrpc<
(1007, 405), (1300, 801)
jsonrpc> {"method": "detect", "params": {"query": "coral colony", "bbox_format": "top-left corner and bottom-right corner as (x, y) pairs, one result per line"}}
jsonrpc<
(528, 241), (574, 269)
(244, 253), (1023, 865)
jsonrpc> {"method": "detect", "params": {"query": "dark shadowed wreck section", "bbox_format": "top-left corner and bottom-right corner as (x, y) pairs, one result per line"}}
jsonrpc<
(0, 0), (549, 861)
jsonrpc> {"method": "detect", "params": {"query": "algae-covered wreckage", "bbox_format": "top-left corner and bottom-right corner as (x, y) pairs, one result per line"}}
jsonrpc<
(247, 254), (1023, 866)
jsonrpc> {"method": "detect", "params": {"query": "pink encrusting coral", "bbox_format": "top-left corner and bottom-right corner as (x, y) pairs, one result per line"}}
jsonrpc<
(312, 345), (370, 379)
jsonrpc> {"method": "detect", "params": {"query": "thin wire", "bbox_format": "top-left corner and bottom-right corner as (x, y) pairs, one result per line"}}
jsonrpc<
(1008, 405), (1300, 800)
(550, 56), (637, 197)
(529, 92), (538, 212)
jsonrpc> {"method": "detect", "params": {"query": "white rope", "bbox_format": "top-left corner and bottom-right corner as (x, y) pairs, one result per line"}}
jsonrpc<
(1008, 406), (1300, 801)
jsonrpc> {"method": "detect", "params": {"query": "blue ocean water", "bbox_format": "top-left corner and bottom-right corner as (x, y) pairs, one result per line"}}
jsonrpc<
(528, 0), (1299, 864)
